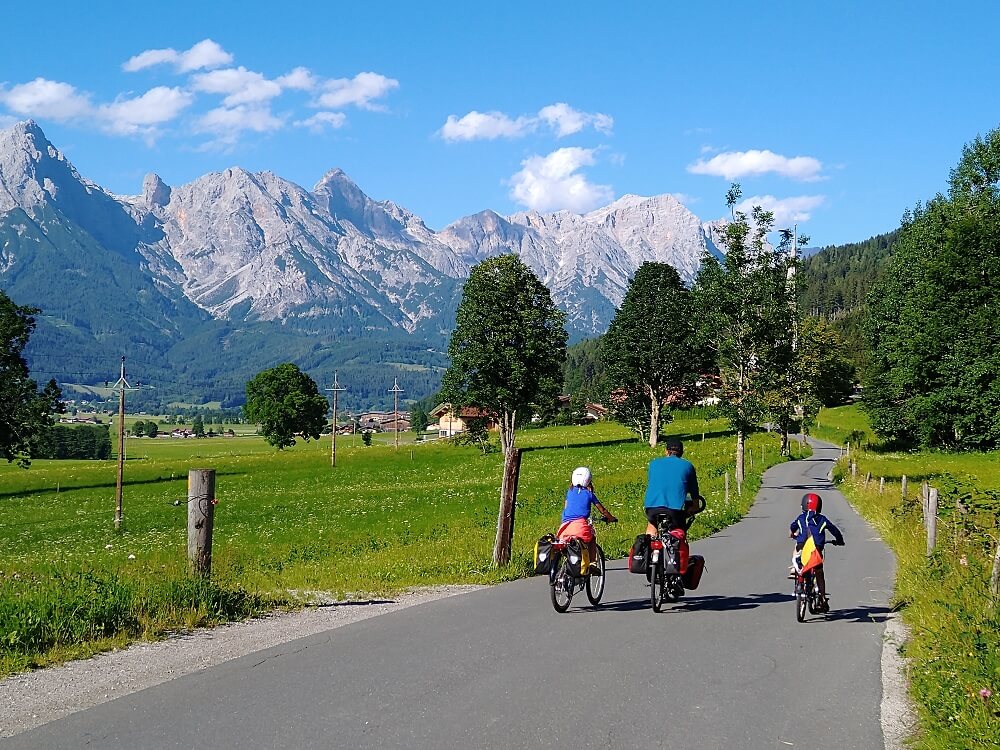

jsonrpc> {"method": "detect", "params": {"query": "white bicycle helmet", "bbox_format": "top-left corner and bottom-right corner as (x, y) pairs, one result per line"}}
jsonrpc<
(571, 466), (592, 487)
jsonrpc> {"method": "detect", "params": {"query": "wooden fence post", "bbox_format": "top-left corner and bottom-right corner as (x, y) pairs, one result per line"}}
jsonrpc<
(851, 461), (857, 479)
(926, 487), (938, 555)
(879, 477), (885, 494)
(901, 475), (908, 500)
(865, 471), (872, 487)
(725, 472), (730, 503)
(922, 482), (930, 527)
(990, 540), (1000, 599)
(187, 469), (216, 577)
(493, 448), (522, 566)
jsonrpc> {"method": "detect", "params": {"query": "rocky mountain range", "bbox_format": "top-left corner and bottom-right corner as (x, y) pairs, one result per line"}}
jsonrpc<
(0, 120), (724, 406)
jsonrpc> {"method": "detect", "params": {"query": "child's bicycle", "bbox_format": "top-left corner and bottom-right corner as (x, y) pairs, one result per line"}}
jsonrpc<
(793, 566), (826, 622)
(548, 518), (613, 613)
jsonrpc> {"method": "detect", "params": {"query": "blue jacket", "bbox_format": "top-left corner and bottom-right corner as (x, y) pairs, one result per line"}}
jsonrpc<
(643, 455), (700, 510)
(790, 511), (844, 550)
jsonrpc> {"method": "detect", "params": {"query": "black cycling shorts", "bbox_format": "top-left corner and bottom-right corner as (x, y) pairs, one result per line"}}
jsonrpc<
(645, 507), (687, 530)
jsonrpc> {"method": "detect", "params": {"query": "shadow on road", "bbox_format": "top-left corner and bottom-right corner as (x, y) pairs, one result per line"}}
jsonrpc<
(820, 604), (892, 624)
(676, 592), (794, 611)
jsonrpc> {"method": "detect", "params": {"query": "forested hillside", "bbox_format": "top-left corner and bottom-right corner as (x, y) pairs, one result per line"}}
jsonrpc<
(798, 231), (898, 317)
(797, 230), (897, 374)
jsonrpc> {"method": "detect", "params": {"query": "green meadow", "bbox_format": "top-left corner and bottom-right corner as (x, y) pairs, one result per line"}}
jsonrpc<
(818, 404), (1000, 749)
(0, 414), (792, 677)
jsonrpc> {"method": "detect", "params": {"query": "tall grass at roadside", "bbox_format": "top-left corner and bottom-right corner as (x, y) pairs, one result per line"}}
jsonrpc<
(0, 415), (791, 677)
(827, 405), (1000, 749)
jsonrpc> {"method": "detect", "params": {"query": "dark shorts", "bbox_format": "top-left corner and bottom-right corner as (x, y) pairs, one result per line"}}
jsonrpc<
(645, 507), (687, 530)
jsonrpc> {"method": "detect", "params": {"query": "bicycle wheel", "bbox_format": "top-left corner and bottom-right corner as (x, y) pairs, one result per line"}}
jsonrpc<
(664, 574), (681, 603)
(795, 579), (807, 622)
(651, 562), (665, 612)
(586, 545), (606, 605)
(550, 558), (573, 613)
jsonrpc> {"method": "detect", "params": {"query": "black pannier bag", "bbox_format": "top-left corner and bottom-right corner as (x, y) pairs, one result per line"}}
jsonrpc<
(628, 534), (651, 574)
(534, 533), (557, 574)
(565, 538), (590, 577)
(682, 555), (706, 590)
(662, 534), (681, 575)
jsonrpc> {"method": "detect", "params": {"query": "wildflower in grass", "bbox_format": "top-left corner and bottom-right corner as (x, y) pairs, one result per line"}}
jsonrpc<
(128, 554), (136, 560)
(981, 688), (993, 700)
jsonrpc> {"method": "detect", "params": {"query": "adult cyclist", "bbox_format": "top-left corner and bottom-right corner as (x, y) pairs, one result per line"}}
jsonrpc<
(643, 438), (704, 537)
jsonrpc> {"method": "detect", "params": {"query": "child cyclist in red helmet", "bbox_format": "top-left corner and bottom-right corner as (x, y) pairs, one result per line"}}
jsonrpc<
(557, 467), (617, 572)
(789, 492), (845, 612)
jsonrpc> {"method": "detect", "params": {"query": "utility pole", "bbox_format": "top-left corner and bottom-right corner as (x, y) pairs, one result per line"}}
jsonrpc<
(388, 378), (404, 450)
(326, 372), (346, 467)
(110, 356), (139, 531)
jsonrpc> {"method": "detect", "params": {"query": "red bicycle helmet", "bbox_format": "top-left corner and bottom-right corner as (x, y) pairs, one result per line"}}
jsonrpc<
(801, 493), (822, 512)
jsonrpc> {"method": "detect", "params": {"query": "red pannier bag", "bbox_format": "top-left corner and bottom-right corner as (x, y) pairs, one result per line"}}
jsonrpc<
(682, 555), (706, 590)
(669, 528), (689, 574)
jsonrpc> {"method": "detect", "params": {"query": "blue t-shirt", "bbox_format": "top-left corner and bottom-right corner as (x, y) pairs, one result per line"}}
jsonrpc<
(643, 455), (699, 510)
(563, 486), (597, 523)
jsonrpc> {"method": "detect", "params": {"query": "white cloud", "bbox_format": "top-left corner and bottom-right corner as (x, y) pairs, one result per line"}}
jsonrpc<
(688, 149), (824, 181)
(537, 102), (613, 137)
(192, 67), (282, 106)
(440, 111), (534, 141)
(315, 72), (398, 110)
(196, 105), (285, 148)
(735, 194), (825, 225)
(123, 39), (233, 73)
(440, 102), (614, 142)
(0, 78), (93, 120)
(295, 111), (347, 133)
(98, 86), (193, 135)
(277, 67), (316, 91)
(509, 147), (613, 213)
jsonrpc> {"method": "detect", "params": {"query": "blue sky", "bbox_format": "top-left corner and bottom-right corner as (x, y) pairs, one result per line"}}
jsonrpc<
(1, 1), (997, 245)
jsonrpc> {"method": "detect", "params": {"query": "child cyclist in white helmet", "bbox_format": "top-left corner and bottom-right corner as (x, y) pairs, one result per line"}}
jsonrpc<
(557, 466), (618, 571)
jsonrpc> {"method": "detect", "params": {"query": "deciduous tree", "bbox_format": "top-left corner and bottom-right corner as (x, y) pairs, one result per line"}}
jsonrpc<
(864, 127), (1000, 449)
(0, 291), (63, 467)
(244, 363), (328, 449)
(440, 254), (567, 565)
(602, 262), (704, 447)
(694, 185), (795, 484)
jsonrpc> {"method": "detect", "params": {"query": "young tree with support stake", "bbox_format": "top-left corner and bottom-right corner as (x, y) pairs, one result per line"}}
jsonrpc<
(694, 184), (795, 486)
(440, 254), (567, 566)
(602, 262), (704, 447)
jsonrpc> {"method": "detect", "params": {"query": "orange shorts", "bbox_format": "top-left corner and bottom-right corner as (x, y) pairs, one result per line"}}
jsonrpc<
(557, 518), (594, 543)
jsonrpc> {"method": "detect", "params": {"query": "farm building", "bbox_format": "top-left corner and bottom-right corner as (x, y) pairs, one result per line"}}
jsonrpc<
(428, 403), (497, 438)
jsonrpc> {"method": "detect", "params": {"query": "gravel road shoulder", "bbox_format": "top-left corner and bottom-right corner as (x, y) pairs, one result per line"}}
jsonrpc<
(0, 585), (483, 738)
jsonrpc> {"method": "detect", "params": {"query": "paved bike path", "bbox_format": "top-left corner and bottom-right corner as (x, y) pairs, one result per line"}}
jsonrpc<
(8, 441), (895, 749)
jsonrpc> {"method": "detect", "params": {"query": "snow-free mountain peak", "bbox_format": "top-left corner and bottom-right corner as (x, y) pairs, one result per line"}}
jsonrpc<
(1, 120), (727, 339)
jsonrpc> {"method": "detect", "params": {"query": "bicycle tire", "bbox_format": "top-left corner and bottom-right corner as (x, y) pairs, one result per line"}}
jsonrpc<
(663, 573), (681, 603)
(551, 557), (573, 613)
(651, 562), (665, 612)
(586, 545), (606, 605)
(795, 579), (807, 622)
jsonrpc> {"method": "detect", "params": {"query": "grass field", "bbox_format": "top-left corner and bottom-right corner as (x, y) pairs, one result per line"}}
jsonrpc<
(820, 404), (1000, 748)
(0, 414), (795, 677)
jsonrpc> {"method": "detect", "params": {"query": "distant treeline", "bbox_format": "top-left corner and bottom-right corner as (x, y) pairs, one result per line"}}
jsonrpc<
(31, 424), (112, 460)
